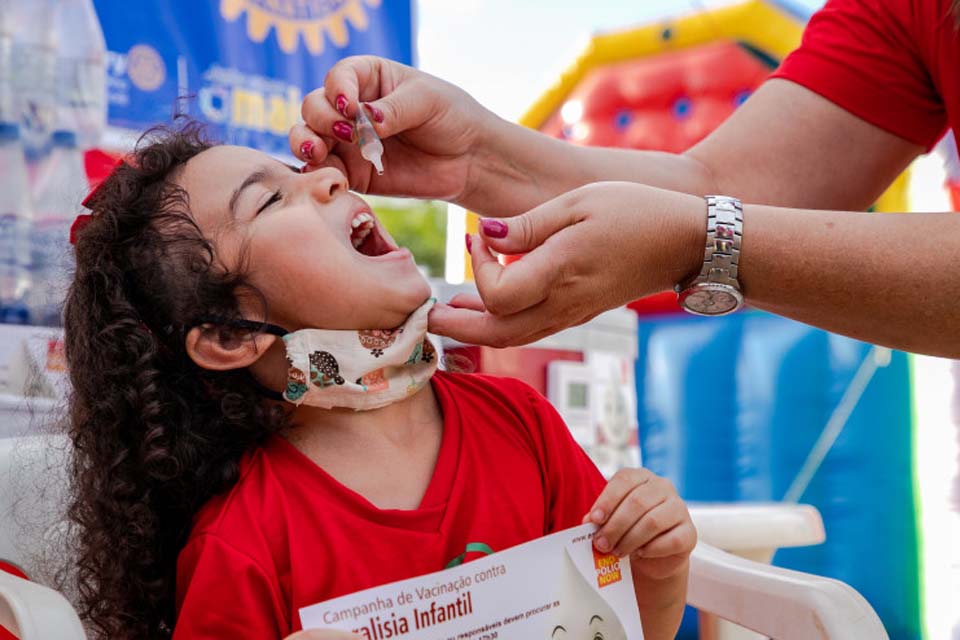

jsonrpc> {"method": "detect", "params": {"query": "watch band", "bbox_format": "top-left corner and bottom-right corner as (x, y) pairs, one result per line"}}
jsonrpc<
(686, 195), (743, 290)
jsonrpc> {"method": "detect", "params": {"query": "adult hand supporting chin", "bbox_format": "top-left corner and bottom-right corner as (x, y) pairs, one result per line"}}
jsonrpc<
(428, 182), (706, 347)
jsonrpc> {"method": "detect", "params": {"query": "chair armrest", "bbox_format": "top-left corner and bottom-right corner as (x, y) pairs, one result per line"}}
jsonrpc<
(689, 502), (825, 555)
(687, 542), (888, 640)
(0, 571), (85, 640)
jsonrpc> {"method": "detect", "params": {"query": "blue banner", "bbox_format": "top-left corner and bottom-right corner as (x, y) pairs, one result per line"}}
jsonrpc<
(93, 0), (414, 155)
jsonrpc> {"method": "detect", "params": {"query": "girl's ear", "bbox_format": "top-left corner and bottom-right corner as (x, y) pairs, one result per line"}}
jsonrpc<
(185, 325), (279, 371)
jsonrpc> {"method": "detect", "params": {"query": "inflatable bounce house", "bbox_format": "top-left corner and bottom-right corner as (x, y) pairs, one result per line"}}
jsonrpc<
(495, 1), (922, 637)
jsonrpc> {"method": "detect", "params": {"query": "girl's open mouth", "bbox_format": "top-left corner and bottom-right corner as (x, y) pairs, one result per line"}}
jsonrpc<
(349, 211), (399, 258)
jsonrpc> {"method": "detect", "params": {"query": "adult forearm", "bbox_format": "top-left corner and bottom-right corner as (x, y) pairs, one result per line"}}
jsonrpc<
(739, 205), (960, 357)
(461, 117), (717, 217)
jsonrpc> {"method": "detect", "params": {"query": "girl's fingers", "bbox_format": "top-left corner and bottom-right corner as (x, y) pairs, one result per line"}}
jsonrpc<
(639, 521), (698, 559)
(586, 468), (653, 526)
(612, 499), (688, 557)
(594, 481), (665, 555)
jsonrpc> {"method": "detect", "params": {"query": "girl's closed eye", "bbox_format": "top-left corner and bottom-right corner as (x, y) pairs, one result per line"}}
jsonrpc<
(257, 190), (283, 215)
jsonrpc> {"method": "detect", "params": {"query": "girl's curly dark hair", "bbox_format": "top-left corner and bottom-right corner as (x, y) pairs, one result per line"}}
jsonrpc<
(63, 122), (286, 639)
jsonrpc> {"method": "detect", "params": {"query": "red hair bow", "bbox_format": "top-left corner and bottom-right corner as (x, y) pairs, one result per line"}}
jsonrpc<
(70, 150), (124, 245)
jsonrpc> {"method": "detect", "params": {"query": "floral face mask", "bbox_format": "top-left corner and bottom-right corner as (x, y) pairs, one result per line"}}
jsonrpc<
(204, 298), (438, 411)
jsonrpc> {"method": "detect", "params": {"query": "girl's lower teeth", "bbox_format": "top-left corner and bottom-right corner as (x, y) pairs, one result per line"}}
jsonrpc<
(352, 226), (372, 248)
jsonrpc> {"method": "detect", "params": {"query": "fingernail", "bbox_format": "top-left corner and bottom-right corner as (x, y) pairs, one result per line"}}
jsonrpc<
(480, 218), (508, 238)
(465, 233), (473, 253)
(592, 508), (605, 522)
(336, 94), (349, 117)
(299, 140), (314, 160)
(363, 102), (384, 123)
(594, 536), (610, 552)
(332, 121), (354, 142)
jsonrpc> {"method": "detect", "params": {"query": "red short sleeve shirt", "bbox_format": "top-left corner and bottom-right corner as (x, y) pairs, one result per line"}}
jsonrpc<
(772, 0), (959, 149)
(172, 372), (606, 639)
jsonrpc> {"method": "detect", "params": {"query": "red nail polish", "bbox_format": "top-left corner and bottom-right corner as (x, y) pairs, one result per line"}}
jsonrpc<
(465, 233), (473, 253)
(480, 218), (508, 238)
(363, 102), (384, 123)
(299, 140), (314, 160)
(335, 94), (349, 117)
(332, 121), (354, 142)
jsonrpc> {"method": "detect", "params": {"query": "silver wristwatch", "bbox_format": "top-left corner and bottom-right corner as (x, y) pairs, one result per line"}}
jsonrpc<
(675, 195), (744, 316)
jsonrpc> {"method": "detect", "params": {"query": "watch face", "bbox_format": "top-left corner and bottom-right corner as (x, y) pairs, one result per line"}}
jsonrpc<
(682, 286), (741, 315)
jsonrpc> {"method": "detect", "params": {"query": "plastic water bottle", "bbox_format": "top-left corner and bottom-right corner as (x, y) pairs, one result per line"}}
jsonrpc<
(27, 130), (85, 327)
(10, 0), (57, 159)
(54, 0), (106, 148)
(0, 0), (16, 124)
(0, 122), (34, 324)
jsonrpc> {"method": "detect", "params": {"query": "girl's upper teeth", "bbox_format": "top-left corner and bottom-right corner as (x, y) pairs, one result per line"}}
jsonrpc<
(351, 212), (374, 228)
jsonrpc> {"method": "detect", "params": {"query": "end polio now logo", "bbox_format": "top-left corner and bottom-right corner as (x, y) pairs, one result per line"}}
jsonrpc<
(220, 0), (382, 55)
(593, 546), (623, 588)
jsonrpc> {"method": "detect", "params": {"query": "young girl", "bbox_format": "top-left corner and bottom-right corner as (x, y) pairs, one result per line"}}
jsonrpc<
(64, 122), (696, 640)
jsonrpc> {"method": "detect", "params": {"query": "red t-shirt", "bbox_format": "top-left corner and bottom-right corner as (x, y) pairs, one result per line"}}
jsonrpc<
(772, 0), (958, 149)
(173, 372), (606, 639)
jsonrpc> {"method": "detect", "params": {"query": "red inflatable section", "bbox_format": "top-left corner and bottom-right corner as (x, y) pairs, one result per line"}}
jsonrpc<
(538, 40), (774, 314)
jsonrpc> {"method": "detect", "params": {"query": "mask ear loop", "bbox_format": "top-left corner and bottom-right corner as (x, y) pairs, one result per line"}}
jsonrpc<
(188, 316), (290, 402)
(190, 316), (289, 338)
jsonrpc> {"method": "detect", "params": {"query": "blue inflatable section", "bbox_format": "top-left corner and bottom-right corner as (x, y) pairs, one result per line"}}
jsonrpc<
(635, 311), (920, 639)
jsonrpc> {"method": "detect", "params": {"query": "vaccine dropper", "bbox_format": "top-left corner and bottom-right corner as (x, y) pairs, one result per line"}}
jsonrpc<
(355, 107), (384, 175)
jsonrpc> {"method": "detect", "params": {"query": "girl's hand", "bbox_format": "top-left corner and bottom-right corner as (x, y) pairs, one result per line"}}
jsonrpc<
(583, 468), (697, 581)
(284, 630), (362, 639)
(428, 182), (705, 346)
(290, 56), (496, 202)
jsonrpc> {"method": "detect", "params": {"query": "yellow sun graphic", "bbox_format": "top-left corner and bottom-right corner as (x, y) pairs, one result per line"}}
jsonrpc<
(220, 0), (382, 55)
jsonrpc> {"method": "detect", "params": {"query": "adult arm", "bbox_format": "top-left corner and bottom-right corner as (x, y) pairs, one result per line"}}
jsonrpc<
(431, 182), (960, 358)
(468, 79), (922, 213)
(291, 56), (921, 215)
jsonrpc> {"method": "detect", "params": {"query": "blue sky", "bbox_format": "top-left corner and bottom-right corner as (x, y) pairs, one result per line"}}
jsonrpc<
(416, 0), (826, 120)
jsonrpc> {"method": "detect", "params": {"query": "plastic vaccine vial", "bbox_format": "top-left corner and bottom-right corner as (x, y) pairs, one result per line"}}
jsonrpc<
(355, 108), (384, 175)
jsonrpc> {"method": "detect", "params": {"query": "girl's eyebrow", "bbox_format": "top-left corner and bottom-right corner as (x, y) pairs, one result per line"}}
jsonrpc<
(227, 162), (301, 218)
(229, 167), (271, 219)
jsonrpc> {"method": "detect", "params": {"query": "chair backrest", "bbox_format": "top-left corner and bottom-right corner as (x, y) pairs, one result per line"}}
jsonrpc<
(0, 434), (71, 582)
(0, 570), (86, 640)
(0, 433), (83, 639)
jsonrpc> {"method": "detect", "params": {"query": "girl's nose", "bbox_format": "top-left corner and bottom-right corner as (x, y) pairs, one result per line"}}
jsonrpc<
(307, 166), (348, 202)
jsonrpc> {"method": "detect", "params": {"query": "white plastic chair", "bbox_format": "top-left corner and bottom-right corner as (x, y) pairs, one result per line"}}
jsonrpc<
(689, 542), (888, 640)
(0, 434), (890, 640)
(0, 570), (84, 640)
(0, 432), (84, 639)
